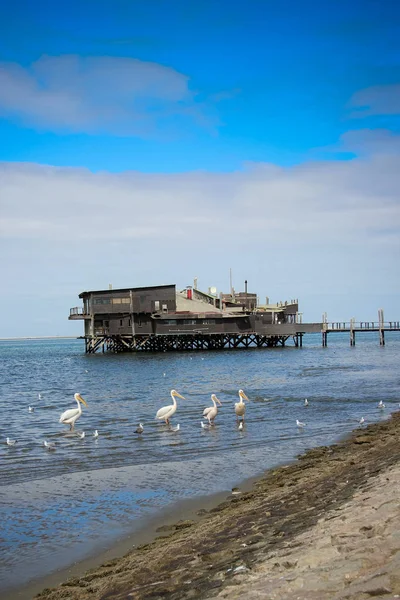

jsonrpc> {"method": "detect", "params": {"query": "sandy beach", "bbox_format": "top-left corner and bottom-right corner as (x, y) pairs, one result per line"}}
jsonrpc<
(33, 411), (400, 600)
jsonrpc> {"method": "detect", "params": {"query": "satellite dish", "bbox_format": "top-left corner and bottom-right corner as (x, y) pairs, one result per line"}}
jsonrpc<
(210, 286), (217, 296)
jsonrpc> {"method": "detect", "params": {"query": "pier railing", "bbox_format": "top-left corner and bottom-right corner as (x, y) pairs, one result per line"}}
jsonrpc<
(70, 306), (85, 316)
(325, 321), (400, 331)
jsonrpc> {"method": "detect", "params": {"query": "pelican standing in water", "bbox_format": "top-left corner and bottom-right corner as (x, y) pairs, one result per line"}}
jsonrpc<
(155, 390), (185, 425)
(203, 394), (222, 425)
(235, 390), (249, 422)
(59, 393), (88, 431)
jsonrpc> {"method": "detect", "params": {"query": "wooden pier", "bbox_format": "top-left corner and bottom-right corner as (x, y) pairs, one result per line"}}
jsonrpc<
(322, 311), (400, 347)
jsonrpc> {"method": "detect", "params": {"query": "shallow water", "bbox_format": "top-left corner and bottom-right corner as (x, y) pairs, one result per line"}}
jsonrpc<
(0, 334), (399, 593)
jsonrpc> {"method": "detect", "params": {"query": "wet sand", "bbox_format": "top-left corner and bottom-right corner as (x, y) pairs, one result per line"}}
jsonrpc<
(35, 412), (400, 600)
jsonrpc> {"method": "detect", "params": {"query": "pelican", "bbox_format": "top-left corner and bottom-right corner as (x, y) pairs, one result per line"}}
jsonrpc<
(6, 437), (16, 446)
(203, 394), (222, 424)
(43, 440), (56, 451)
(235, 390), (249, 421)
(135, 423), (144, 434)
(378, 400), (385, 409)
(304, 399), (309, 407)
(93, 430), (99, 438)
(296, 419), (306, 428)
(59, 393), (88, 431)
(156, 390), (185, 424)
(28, 406), (35, 412)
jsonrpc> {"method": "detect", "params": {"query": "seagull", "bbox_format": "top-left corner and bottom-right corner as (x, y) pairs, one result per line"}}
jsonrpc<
(378, 400), (385, 408)
(359, 417), (365, 425)
(135, 423), (144, 434)
(43, 440), (56, 451)
(163, 373), (166, 377)
(6, 437), (17, 446)
(304, 399), (308, 406)
(85, 370), (89, 374)
(296, 419), (306, 428)
(93, 430), (99, 438)
(28, 406), (35, 413)
(171, 424), (180, 432)
(76, 431), (85, 439)
(238, 422), (244, 431)
(201, 421), (211, 430)
(38, 393), (42, 400)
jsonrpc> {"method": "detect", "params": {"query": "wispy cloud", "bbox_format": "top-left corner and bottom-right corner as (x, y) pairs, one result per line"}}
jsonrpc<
(0, 55), (219, 137)
(349, 84), (400, 118)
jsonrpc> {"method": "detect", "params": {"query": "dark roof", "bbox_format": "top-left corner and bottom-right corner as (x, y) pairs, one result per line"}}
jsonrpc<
(79, 284), (175, 299)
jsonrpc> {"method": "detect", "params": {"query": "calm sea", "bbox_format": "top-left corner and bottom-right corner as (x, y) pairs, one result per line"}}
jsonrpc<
(0, 334), (399, 594)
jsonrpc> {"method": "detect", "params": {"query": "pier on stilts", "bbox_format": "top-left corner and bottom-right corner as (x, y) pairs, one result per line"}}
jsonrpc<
(321, 310), (400, 347)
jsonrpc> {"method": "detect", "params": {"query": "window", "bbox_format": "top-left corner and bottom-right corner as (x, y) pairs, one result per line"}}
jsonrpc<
(154, 300), (160, 311)
(202, 320), (215, 325)
(104, 320), (109, 327)
(162, 304), (168, 313)
(128, 319), (131, 326)
(164, 319), (177, 325)
(182, 319), (198, 325)
(94, 298), (111, 305)
(120, 320), (123, 326)
(137, 318), (142, 327)
(112, 297), (130, 304)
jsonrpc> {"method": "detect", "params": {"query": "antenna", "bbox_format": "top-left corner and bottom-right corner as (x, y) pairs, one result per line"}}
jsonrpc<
(229, 268), (233, 296)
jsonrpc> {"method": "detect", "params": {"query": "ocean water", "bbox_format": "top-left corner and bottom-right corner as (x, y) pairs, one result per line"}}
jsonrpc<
(0, 334), (399, 594)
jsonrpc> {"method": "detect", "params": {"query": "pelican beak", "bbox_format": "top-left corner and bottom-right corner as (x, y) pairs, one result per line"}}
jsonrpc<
(240, 391), (249, 401)
(78, 394), (88, 406)
(216, 397), (222, 406)
(173, 391), (186, 400)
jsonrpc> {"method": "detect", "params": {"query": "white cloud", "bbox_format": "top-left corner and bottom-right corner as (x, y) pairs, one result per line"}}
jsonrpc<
(0, 55), (218, 136)
(349, 84), (400, 118)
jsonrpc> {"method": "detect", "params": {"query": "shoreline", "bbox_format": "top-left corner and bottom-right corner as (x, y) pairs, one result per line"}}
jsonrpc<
(30, 411), (400, 600)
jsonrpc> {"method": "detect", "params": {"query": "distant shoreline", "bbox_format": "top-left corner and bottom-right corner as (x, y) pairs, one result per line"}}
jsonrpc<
(0, 336), (79, 341)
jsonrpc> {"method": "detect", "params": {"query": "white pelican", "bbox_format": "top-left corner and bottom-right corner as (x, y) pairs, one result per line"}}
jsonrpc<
(304, 399), (308, 407)
(155, 390), (185, 424)
(6, 437), (16, 446)
(235, 390), (249, 421)
(359, 417), (365, 425)
(29, 406), (35, 412)
(59, 393), (88, 431)
(76, 431), (85, 439)
(93, 430), (99, 438)
(378, 400), (385, 408)
(296, 419), (306, 428)
(43, 440), (56, 450)
(203, 394), (222, 424)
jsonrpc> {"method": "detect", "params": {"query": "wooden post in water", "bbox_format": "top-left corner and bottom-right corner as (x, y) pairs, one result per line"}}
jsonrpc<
(378, 308), (385, 346)
(350, 317), (355, 346)
(322, 312), (328, 347)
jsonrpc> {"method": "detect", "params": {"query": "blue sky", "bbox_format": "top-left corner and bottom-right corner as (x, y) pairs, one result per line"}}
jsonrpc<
(0, 0), (400, 336)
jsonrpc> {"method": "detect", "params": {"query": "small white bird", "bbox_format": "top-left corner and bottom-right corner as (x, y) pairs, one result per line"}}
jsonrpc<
(359, 417), (365, 425)
(29, 406), (35, 412)
(38, 393), (42, 400)
(378, 400), (385, 408)
(6, 437), (16, 446)
(163, 373), (166, 377)
(76, 431), (85, 439)
(85, 370), (89, 374)
(201, 421), (211, 429)
(43, 440), (56, 450)
(135, 423), (144, 434)
(296, 419), (306, 428)
(93, 430), (99, 438)
(304, 399), (308, 407)
(171, 424), (180, 432)
(238, 422), (244, 431)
